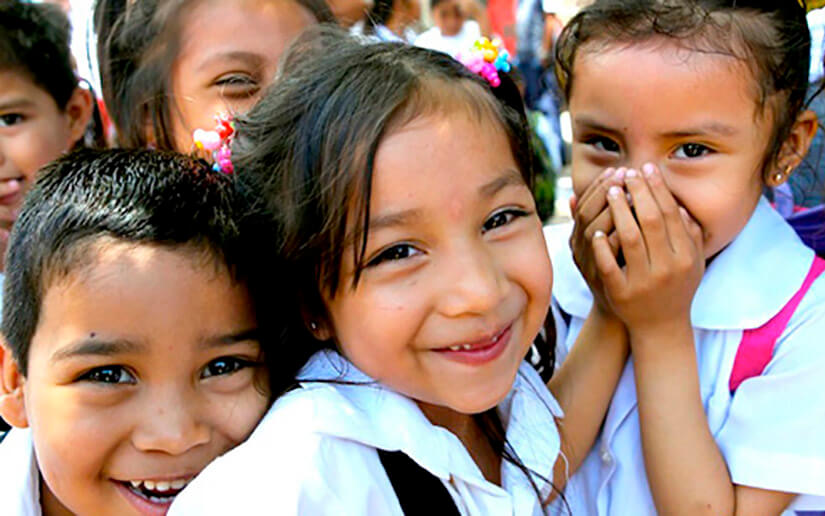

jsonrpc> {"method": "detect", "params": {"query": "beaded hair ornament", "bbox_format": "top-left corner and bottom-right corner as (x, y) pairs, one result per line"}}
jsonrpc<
(193, 113), (235, 174)
(456, 37), (511, 87)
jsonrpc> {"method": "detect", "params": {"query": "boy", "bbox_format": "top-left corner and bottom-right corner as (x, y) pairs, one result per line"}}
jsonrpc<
(0, 149), (274, 515)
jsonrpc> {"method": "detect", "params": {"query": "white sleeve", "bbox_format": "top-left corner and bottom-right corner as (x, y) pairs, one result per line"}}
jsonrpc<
(169, 404), (402, 515)
(715, 280), (825, 497)
(540, 0), (562, 15)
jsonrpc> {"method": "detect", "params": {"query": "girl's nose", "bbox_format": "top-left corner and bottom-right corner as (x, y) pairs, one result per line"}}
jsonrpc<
(132, 391), (211, 456)
(437, 244), (506, 318)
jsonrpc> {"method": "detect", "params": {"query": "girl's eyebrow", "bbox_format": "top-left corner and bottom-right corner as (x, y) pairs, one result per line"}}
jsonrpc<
(196, 51), (265, 72)
(51, 338), (144, 363)
(479, 169), (524, 198)
(660, 122), (739, 138)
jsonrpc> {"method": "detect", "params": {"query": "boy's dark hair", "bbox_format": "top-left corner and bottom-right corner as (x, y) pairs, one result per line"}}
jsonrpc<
(93, 0), (336, 150)
(2, 149), (278, 381)
(555, 0), (812, 182)
(0, 0), (75, 110)
(0, 0), (106, 149)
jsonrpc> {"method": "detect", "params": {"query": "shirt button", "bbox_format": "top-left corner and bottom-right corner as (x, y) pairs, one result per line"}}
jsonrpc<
(600, 446), (612, 465)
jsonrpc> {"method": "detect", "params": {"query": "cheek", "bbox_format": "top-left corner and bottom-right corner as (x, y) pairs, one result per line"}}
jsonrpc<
(11, 120), (71, 181)
(570, 160), (602, 198)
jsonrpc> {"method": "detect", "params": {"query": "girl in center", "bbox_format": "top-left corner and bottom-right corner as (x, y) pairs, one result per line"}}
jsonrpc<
(171, 29), (701, 515)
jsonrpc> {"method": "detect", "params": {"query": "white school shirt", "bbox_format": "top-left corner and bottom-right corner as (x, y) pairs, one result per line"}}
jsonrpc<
(170, 350), (565, 515)
(415, 21), (481, 58)
(547, 197), (825, 516)
(0, 429), (42, 516)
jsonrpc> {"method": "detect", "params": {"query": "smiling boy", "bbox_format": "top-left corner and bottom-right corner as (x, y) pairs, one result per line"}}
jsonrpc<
(0, 149), (273, 515)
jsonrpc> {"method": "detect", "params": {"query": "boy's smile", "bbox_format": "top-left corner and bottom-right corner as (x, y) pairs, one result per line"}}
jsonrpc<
(4, 242), (268, 515)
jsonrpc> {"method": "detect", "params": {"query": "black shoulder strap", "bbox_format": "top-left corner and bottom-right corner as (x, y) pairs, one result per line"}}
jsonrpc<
(0, 431), (6, 444)
(377, 449), (460, 515)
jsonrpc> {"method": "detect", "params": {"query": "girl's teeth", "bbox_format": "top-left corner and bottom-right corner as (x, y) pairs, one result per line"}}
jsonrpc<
(130, 480), (141, 488)
(170, 479), (187, 490)
(449, 345), (461, 351)
(462, 344), (472, 350)
(144, 480), (156, 491)
(156, 481), (171, 492)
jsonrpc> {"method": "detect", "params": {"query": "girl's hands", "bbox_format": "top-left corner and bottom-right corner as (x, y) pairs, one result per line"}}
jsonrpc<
(591, 163), (704, 337)
(570, 168), (624, 315)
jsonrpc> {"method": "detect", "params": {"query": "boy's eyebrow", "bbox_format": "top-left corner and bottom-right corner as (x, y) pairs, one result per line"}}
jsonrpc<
(369, 209), (421, 232)
(51, 339), (144, 363)
(479, 169), (524, 198)
(573, 115), (619, 135)
(200, 328), (261, 349)
(0, 98), (36, 112)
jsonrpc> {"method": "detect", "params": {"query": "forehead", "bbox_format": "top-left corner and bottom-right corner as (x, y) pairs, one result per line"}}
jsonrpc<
(569, 40), (764, 131)
(0, 69), (57, 107)
(176, 0), (317, 66)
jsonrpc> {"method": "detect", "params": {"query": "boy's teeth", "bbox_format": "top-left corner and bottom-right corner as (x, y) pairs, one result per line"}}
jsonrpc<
(130, 480), (141, 488)
(170, 479), (187, 490)
(156, 481), (171, 492)
(144, 480), (156, 491)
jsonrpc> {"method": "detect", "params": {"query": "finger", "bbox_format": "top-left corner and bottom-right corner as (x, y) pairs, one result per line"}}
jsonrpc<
(641, 163), (687, 256)
(569, 194), (577, 214)
(593, 230), (627, 295)
(575, 168), (625, 225)
(607, 184), (649, 273)
(624, 168), (670, 264)
(680, 206), (704, 258)
(582, 206), (616, 244)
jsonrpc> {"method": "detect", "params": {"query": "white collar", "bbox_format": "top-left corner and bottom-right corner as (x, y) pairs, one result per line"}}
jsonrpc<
(0, 429), (42, 515)
(551, 197), (814, 330)
(291, 350), (563, 495)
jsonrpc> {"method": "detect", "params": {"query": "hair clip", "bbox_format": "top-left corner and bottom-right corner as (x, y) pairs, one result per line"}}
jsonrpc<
(456, 37), (511, 87)
(193, 113), (235, 174)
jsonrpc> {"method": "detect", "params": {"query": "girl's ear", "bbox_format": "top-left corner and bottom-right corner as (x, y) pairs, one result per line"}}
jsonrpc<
(0, 338), (28, 428)
(65, 85), (94, 148)
(303, 315), (333, 341)
(769, 109), (819, 187)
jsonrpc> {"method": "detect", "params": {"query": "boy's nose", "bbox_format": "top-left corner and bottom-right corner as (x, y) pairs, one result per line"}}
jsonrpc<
(437, 244), (506, 317)
(132, 392), (211, 455)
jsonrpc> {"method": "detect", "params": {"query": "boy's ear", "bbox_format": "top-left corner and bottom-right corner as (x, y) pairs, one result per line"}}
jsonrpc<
(0, 337), (28, 428)
(65, 85), (94, 148)
(769, 109), (819, 187)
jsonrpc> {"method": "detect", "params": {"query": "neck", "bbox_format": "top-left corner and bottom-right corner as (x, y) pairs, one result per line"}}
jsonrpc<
(40, 477), (74, 516)
(417, 402), (502, 485)
(385, 12), (407, 37)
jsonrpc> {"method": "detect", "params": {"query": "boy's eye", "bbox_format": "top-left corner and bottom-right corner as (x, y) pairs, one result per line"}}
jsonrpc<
(585, 136), (620, 153)
(79, 366), (136, 385)
(201, 357), (253, 379)
(0, 114), (24, 127)
(673, 143), (712, 159)
(483, 208), (528, 233)
(367, 244), (421, 267)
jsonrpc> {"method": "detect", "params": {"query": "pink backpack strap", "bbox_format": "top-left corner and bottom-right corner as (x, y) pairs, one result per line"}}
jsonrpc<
(729, 256), (825, 394)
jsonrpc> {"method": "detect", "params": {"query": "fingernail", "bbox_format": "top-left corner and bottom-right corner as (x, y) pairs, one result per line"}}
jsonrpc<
(608, 185), (622, 199)
(679, 206), (690, 219)
(601, 168), (614, 178)
(614, 168), (626, 181)
(642, 163), (656, 177)
(593, 230), (605, 239)
(626, 168), (638, 179)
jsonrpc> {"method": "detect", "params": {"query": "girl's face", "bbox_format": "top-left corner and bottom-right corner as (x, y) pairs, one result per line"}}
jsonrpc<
(569, 41), (773, 258)
(322, 111), (552, 417)
(433, 0), (464, 37)
(4, 243), (268, 515)
(0, 71), (88, 232)
(169, 0), (317, 151)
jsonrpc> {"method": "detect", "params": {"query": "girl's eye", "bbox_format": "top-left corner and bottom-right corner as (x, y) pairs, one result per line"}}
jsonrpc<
(215, 75), (259, 97)
(0, 114), (24, 127)
(79, 366), (136, 385)
(483, 209), (528, 233)
(585, 136), (620, 153)
(201, 357), (253, 379)
(367, 244), (421, 267)
(673, 143), (712, 159)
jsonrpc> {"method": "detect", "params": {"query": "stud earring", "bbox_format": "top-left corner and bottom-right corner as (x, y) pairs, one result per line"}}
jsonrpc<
(310, 322), (318, 331)
(774, 172), (785, 183)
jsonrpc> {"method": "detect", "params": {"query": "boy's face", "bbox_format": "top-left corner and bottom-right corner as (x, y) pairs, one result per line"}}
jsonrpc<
(1, 243), (268, 515)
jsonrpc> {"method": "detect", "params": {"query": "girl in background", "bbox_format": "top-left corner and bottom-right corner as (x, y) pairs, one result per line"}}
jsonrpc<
(94, 0), (335, 151)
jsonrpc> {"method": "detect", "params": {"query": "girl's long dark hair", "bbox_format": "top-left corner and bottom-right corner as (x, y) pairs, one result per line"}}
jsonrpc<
(232, 27), (563, 510)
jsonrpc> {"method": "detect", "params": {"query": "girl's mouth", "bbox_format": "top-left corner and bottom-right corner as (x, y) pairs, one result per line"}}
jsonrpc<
(114, 477), (193, 515)
(434, 324), (512, 366)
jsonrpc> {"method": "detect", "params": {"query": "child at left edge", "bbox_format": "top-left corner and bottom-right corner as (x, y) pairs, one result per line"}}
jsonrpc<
(0, 149), (274, 515)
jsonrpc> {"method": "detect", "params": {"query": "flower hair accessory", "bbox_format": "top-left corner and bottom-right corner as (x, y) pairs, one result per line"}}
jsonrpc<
(193, 113), (235, 174)
(456, 37), (511, 88)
